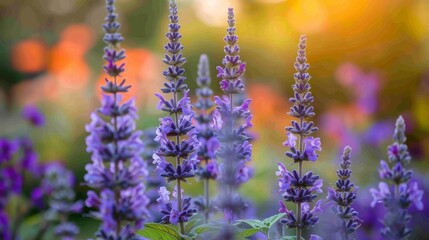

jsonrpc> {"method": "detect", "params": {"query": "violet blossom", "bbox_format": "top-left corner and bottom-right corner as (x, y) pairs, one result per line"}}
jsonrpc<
(370, 116), (424, 239)
(153, 0), (199, 234)
(141, 128), (165, 223)
(327, 146), (361, 239)
(278, 35), (322, 239)
(0, 106), (47, 240)
(34, 162), (83, 240)
(213, 8), (253, 238)
(193, 54), (219, 223)
(22, 105), (45, 127)
(84, 0), (149, 239)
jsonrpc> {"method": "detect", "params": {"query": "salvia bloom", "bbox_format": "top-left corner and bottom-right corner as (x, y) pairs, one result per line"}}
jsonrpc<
(141, 129), (165, 222)
(0, 138), (20, 240)
(35, 163), (83, 240)
(22, 105), (45, 127)
(370, 116), (424, 239)
(153, 0), (198, 234)
(84, 0), (149, 239)
(193, 54), (219, 222)
(0, 107), (46, 240)
(327, 146), (361, 239)
(278, 35), (322, 239)
(214, 8), (253, 225)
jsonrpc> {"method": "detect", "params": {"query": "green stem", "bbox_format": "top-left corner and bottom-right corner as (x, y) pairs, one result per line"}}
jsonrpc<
(173, 91), (185, 234)
(226, 93), (234, 224)
(296, 118), (303, 240)
(112, 75), (121, 235)
(204, 162), (210, 223)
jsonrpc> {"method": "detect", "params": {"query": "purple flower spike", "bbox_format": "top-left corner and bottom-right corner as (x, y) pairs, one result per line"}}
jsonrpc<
(35, 163), (82, 240)
(22, 105), (45, 127)
(213, 8), (253, 239)
(84, 0), (149, 238)
(0, 139), (18, 163)
(327, 146), (361, 239)
(153, 0), (198, 234)
(214, 9), (253, 238)
(370, 116), (424, 239)
(278, 35), (322, 239)
(193, 54), (219, 223)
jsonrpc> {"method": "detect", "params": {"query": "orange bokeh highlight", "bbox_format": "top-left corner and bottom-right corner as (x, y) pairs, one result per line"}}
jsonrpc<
(49, 24), (95, 91)
(11, 39), (48, 73)
(96, 48), (162, 106)
(248, 83), (292, 133)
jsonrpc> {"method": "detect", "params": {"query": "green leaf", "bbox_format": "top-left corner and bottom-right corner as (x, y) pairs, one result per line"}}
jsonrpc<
(138, 223), (181, 240)
(191, 223), (222, 234)
(236, 228), (260, 239)
(279, 236), (305, 240)
(235, 219), (266, 229)
(262, 213), (285, 227)
(185, 219), (200, 234)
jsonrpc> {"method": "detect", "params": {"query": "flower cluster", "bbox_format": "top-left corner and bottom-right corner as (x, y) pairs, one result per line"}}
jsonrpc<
(214, 8), (253, 224)
(278, 35), (322, 239)
(327, 146), (361, 239)
(1, 106), (53, 240)
(1, 138), (22, 240)
(34, 163), (83, 240)
(156, 187), (196, 225)
(153, 0), (198, 234)
(370, 116), (424, 239)
(141, 128), (165, 222)
(193, 54), (219, 222)
(84, 0), (149, 239)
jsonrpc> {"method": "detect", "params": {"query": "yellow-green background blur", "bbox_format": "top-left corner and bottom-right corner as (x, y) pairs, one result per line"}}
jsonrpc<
(1, 0), (428, 238)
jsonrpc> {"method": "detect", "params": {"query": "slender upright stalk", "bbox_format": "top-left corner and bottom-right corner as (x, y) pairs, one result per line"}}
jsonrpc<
(173, 92), (185, 234)
(154, 0), (198, 234)
(84, 0), (149, 238)
(194, 54), (218, 224)
(277, 35), (323, 239)
(112, 75), (121, 236)
(327, 146), (361, 240)
(215, 8), (253, 238)
(204, 173), (209, 223)
(297, 118), (303, 239)
(371, 116), (424, 239)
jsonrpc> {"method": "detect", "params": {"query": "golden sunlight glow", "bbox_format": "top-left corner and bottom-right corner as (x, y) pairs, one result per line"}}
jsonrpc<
(287, 0), (327, 33)
(193, 0), (241, 26)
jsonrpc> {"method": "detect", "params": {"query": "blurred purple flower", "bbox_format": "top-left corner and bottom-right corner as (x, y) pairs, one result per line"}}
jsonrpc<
(0, 139), (18, 163)
(213, 8), (253, 229)
(36, 163), (82, 239)
(335, 63), (381, 115)
(0, 211), (10, 240)
(370, 116), (424, 239)
(22, 105), (45, 127)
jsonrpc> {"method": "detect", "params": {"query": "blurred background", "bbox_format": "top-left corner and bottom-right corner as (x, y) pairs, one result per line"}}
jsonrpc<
(0, 0), (428, 239)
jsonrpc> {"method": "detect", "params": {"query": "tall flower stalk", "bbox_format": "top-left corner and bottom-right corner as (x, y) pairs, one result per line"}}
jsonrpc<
(194, 54), (218, 223)
(153, 0), (198, 234)
(215, 8), (253, 224)
(370, 116), (424, 239)
(327, 146), (361, 240)
(0, 106), (44, 240)
(34, 163), (83, 240)
(277, 35), (322, 239)
(84, 0), (149, 238)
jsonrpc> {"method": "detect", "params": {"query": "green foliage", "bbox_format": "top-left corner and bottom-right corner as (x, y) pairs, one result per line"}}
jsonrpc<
(279, 237), (304, 240)
(138, 223), (181, 240)
(235, 213), (285, 237)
